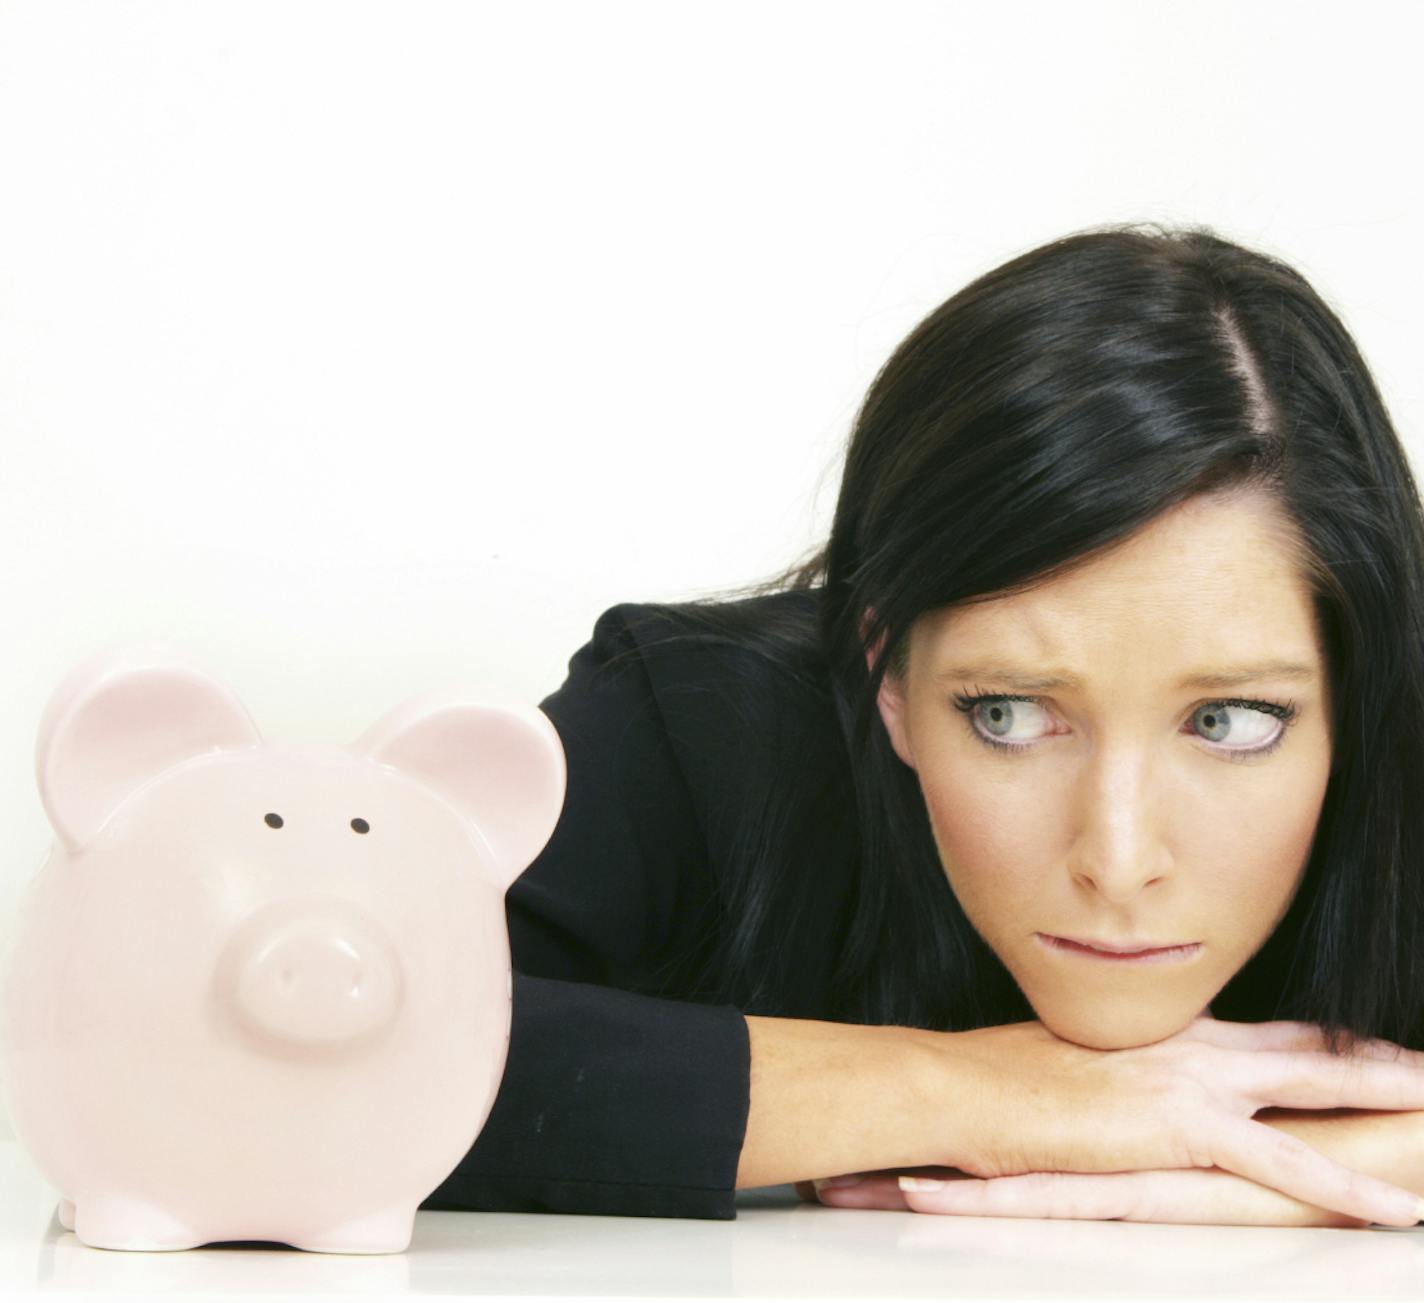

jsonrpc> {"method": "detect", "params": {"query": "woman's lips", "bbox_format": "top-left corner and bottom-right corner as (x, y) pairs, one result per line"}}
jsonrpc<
(1036, 933), (1203, 964)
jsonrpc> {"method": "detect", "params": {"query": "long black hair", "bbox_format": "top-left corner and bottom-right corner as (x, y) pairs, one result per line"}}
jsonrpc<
(607, 219), (1424, 1056)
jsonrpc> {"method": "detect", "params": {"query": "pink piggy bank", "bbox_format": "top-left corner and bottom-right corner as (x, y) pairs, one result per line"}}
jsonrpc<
(0, 642), (566, 1253)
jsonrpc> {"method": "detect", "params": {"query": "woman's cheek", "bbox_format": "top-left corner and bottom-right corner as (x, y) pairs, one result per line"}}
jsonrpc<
(919, 766), (1041, 917)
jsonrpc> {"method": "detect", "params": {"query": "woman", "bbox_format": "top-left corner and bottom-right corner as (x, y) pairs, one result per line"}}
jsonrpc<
(420, 221), (1424, 1229)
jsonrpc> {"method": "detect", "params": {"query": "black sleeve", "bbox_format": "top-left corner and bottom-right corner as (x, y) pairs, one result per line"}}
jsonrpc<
(418, 603), (752, 1220)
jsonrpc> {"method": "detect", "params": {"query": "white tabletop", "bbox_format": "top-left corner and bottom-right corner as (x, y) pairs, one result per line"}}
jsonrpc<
(3, 1140), (1423, 1301)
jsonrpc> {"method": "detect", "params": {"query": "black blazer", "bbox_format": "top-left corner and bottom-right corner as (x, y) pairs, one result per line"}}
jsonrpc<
(418, 589), (849, 1220)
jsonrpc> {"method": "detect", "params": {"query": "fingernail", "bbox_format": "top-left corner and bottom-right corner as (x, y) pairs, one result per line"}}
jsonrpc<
(813, 1175), (863, 1191)
(898, 1175), (946, 1192)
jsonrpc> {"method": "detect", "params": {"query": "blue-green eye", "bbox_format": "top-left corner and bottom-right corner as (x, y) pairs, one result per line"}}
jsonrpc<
(952, 693), (1045, 752)
(950, 690), (1300, 763)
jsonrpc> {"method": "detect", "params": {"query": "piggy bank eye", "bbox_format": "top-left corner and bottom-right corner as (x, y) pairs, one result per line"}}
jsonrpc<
(264, 813), (284, 829)
(351, 818), (370, 835)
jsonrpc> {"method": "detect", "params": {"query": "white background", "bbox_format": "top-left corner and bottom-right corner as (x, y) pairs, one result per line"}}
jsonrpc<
(0, 0), (1419, 1144)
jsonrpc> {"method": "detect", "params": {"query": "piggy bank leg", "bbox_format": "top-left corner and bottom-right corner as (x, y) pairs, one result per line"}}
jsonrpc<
(72, 1195), (206, 1251)
(291, 1205), (416, 1255)
(57, 1198), (75, 1231)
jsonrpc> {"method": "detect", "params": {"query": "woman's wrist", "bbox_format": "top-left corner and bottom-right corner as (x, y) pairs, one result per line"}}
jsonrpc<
(737, 1015), (955, 1189)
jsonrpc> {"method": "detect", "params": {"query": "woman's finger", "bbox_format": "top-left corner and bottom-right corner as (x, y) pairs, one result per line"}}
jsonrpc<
(812, 1167), (961, 1208)
(812, 1166), (1374, 1228)
(896, 1170), (1144, 1222)
(1187, 1017), (1424, 1068)
(813, 1174), (911, 1209)
(1232, 1046), (1424, 1112)
(1206, 1114), (1424, 1227)
(852, 1167), (1371, 1228)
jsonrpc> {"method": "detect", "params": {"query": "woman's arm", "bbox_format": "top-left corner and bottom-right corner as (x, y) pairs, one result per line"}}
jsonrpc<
(737, 1014), (949, 1189)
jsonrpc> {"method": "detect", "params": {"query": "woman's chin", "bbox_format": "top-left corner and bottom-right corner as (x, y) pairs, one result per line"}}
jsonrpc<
(1031, 1001), (1199, 1050)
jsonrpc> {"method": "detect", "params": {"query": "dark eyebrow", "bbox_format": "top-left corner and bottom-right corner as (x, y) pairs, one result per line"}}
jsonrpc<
(934, 660), (1320, 692)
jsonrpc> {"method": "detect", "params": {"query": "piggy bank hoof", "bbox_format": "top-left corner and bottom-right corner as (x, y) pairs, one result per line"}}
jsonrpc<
(291, 1207), (415, 1254)
(71, 1196), (206, 1251)
(57, 1198), (75, 1231)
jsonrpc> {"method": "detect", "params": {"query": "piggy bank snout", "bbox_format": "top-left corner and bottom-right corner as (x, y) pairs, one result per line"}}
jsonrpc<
(217, 903), (403, 1050)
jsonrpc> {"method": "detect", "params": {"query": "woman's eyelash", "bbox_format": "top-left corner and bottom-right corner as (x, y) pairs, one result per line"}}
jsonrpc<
(950, 689), (1301, 763)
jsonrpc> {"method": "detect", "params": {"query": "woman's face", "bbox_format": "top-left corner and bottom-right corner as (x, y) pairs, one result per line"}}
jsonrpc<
(868, 491), (1335, 1049)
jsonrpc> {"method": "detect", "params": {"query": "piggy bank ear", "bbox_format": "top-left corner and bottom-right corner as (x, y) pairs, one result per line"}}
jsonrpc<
(350, 688), (566, 892)
(36, 642), (264, 852)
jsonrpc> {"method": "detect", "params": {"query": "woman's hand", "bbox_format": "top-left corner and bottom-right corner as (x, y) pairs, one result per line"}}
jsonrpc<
(806, 1164), (1375, 1228)
(923, 1014), (1424, 1227)
(803, 1101), (1424, 1227)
